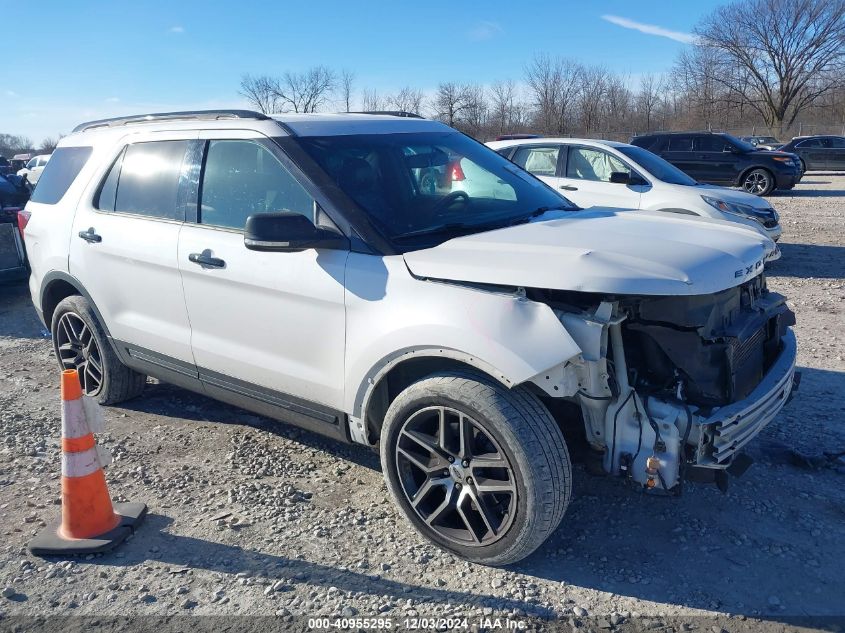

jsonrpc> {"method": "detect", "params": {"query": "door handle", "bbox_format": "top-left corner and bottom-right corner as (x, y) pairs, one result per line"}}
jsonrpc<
(78, 228), (102, 243)
(559, 185), (578, 191)
(188, 250), (226, 269)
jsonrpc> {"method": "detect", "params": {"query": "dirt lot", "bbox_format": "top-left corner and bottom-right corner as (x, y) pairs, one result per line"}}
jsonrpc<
(0, 175), (843, 632)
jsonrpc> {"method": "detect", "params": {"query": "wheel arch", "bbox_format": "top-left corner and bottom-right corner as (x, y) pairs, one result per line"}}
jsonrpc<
(40, 271), (112, 339)
(353, 348), (519, 446)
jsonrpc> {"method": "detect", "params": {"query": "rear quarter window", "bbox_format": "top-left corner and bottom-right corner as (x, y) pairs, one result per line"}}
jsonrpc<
(30, 146), (93, 205)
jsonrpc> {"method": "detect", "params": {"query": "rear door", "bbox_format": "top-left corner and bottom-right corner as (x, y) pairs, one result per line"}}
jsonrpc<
(827, 137), (845, 171)
(660, 135), (699, 180)
(693, 135), (741, 184)
(557, 145), (645, 209)
(796, 138), (829, 170)
(69, 132), (198, 369)
(178, 130), (348, 415)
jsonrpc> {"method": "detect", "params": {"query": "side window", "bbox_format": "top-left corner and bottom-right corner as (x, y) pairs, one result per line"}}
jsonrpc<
(566, 147), (629, 182)
(512, 146), (560, 177)
(695, 136), (730, 152)
(113, 140), (188, 220)
(95, 148), (126, 212)
(26, 158), (37, 169)
(797, 138), (824, 148)
(199, 140), (315, 230)
(667, 136), (694, 151)
(828, 137), (845, 148)
(30, 146), (93, 205)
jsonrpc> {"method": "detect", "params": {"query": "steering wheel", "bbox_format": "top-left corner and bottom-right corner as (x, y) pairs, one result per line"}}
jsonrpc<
(432, 190), (469, 214)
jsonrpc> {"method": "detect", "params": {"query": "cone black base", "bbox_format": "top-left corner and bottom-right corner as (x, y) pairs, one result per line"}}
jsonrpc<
(28, 502), (147, 557)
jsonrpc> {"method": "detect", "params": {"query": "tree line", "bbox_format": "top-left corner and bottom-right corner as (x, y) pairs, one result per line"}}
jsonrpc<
(239, 0), (845, 141)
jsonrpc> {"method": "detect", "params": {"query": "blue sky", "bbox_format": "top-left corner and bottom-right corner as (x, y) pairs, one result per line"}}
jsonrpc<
(3, 0), (724, 142)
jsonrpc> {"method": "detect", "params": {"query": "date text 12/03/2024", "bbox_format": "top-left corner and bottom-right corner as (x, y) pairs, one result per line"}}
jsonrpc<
(307, 617), (528, 630)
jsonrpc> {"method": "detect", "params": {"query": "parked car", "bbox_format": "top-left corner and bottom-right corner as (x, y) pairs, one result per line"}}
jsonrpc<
(630, 131), (802, 196)
(778, 135), (845, 172)
(0, 175), (30, 282)
(740, 136), (782, 150)
(0, 156), (11, 176)
(24, 110), (795, 565)
(17, 153), (51, 186)
(488, 137), (782, 247)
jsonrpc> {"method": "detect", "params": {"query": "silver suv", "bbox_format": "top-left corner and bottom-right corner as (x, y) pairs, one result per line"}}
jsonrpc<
(24, 110), (797, 565)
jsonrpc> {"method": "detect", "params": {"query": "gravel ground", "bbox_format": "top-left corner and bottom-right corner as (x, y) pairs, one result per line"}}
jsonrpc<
(0, 174), (844, 632)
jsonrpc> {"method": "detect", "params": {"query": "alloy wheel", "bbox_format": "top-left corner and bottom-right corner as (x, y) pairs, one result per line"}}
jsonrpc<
(743, 171), (770, 195)
(55, 312), (104, 395)
(395, 406), (518, 546)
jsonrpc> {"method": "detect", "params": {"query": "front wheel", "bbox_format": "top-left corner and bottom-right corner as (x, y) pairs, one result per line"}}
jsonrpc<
(380, 371), (571, 565)
(742, 168), (775, 196)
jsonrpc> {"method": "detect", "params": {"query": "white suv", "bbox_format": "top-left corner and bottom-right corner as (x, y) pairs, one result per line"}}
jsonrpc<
(488, 138), (783, 247)
(24, 110), (797, 565)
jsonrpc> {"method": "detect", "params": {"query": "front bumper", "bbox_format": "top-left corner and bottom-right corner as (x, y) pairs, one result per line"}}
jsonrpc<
(774, 171), (800, 190)
(696, 329), (797, 467)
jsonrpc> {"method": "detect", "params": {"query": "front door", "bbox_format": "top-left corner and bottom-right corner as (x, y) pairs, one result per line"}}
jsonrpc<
(693, 136), (741, 184)
(797, 138), (829, 170)
(178, 132), (348, 413)
(69, 132), (197, 367)
(554, 145), (645, 209)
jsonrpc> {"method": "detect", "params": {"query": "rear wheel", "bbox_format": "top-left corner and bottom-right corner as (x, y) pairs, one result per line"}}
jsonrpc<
(51, 295), (146, 405)
(742, 168), (774, 196)
(380, 370), (571, 565)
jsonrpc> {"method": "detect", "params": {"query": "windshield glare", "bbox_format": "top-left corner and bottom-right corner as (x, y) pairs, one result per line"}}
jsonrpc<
(294, 132), (575, 244)
(617, 145), (697, 186)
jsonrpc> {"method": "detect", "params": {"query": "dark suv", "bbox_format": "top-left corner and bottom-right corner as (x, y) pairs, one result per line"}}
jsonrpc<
(778, 136), (845, 172)
(630, 132), (802, 196)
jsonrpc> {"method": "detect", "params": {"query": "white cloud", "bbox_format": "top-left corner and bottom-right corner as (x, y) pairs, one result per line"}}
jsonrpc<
(468, 21), (503, 41)
(601, 14), (696, 44)
(105, 97), (120, 103)
(5, 90), (19, 98)
(168, 25), (185, 34)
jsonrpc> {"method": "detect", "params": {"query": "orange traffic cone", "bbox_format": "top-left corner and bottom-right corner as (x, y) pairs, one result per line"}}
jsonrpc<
(29, 369), (146, 556)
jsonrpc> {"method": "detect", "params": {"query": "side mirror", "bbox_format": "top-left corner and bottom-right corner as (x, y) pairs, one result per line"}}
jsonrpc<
(244, 212), (348, 252)
(609, 171), (631, 184)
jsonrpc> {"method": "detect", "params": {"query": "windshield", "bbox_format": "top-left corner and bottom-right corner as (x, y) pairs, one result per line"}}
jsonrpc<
(722, 134), (757, 152)
(616, 145), (697, 186)
(294, 132), (576, 246)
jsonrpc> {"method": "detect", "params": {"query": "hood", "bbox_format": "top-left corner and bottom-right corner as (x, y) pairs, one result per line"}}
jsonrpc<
(403, 209), (772, 296)
(694, 184), (774, 210)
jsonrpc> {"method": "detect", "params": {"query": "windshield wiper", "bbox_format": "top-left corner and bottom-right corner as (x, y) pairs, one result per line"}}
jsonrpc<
(392, 205), (572, 241)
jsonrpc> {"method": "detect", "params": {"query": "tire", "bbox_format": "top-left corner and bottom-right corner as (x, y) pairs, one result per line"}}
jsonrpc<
(741, 168), (775, 196)
(380, 370), (571, 565)
(51, 295), (147, 405)
(799, 159), (807, 174)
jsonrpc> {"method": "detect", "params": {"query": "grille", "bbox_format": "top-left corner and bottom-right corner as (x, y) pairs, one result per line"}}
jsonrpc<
(728, 325), (766, 401)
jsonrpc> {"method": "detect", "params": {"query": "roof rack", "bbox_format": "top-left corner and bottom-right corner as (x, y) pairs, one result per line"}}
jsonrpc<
(349, 110), (424, 119)
(72, 109), (271, 133)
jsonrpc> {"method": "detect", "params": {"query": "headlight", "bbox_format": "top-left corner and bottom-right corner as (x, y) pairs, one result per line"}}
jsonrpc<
(701, 195), (777, 225)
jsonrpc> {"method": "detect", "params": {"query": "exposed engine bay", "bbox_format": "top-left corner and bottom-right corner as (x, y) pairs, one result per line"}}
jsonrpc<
(528, 274), (798, 493)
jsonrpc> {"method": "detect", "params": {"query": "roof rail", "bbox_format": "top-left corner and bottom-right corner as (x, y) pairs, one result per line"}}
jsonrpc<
(350, 110), (424, 119)
(72, 109), (271, 133)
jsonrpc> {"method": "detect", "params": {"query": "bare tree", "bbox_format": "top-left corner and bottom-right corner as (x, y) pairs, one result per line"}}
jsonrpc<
(637, 74), (663, 131)
(339, 69), (355, 112)
(388, 86), (425, 114)
(39, 137), (61, 153)
(490, 80), (518, 135)
(524, 53), (582, 135)
(692, 0), (845, 134)
(433, 82), (469, 127)
(0, 133), (33, 156)
(272, 66), (337, 113)
(239, 74), (279, 114)
(362, 88), (385, 111)
(460, 84), (488, 137)
(578, 66), (610, 133)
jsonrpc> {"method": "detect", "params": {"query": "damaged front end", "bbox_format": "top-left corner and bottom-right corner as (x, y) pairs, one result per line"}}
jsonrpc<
(528, 274), (797, 493)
